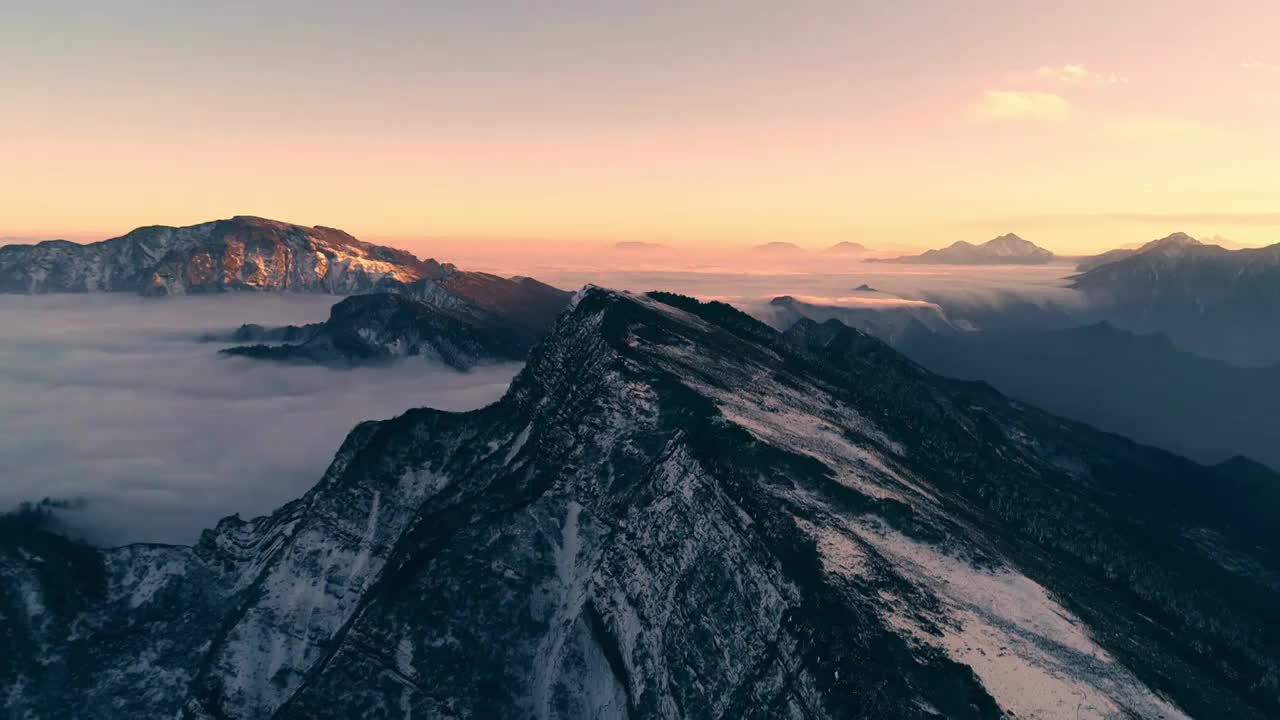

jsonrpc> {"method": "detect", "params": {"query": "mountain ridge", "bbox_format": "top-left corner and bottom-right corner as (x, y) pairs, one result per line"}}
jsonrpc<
(3, 287), (1277, 718)
(0, 216), (434, 295)
(212, 269), (572, 369)
(1070, 233), (1280, 365)
(871, 233), (1055, 265)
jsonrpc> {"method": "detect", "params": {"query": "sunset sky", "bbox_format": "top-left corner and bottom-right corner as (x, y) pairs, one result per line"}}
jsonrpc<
(4, 1), (1279, 255)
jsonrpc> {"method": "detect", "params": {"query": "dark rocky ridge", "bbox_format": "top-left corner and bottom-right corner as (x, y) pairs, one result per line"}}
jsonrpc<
(220, 293), (547, 370)
(2, 288), (1277, 718)
(216, 273), (573, 370)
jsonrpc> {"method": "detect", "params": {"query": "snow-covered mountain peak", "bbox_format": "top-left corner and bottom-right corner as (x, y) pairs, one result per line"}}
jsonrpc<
(0, 216), (433, 295)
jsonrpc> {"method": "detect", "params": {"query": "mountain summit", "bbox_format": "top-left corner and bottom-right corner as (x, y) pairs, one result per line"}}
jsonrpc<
(1071, 233), (1280, 365)
(823, 241), (868, 255)
(872, 233), (1054, 264)
(1076, 231), (1214, 271)
(0, 216), (433, 295)
(3, 288), (1276, 718)
(750, 241), (805, 254)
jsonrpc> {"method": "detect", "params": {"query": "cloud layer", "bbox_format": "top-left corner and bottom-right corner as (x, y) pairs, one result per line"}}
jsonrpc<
(0, 295), (519, 546)
(1032, 64), (1128, 86)
(970, 91), (1072, 121)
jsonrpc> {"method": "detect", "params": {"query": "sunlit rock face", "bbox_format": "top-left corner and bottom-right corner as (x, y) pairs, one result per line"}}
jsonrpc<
(0, 216), (431, 295)
(3, 289), (1278, 719)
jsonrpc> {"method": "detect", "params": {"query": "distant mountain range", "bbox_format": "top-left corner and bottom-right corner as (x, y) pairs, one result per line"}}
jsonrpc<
(1075, 231), (1208, 271)
(0, 216), (432, 295)
(747, 241), (870, 256)
(823, 241), (867, 255)
(871, 233), (1055, 264)
(0, 215), (575, 369)
(1070, 232), (1280, 366)
(6, 288), (1279, 718)
(613, 241), (669, 251)
(904, 321), (1280, 471)
(760, 294), (960, 348)
(750, 241), (805, 254)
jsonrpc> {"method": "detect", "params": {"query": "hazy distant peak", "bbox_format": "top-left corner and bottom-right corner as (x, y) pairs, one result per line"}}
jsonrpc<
(824, 241), (868, 254)
(870, 232), (1053, 264)
(751, 241), (804, 253)
(1078, 232), (1219, 271)
(614, 240), (669, 251)
(1139, 232), (1204, 254)
(982, 233), (1040, 255)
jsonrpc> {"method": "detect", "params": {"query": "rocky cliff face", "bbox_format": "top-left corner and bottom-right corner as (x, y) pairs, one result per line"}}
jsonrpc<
(220, 292), (551, 370)
(216, 273), (573, 370)
(0, 216), (431, 295)
(3, 289), (1277, 719)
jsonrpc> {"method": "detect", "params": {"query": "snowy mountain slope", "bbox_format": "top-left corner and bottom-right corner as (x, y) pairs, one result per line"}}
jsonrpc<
(0, 216), (432, 295)
(3, 288), (1277, 719)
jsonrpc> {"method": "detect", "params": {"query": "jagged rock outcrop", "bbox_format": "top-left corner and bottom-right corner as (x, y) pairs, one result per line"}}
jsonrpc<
(0, 216), (432, 295)
(3, 289), (1277, 719)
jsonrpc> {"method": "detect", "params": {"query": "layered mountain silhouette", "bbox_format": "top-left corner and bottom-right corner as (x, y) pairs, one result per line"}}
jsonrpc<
(0, 216), (433, 295)
(760, 294), (960, 348)
(1071, 232), (1280, 365)
(871, 233), (1054, 264)
(4, 288), (1276, 718)
(750, 241), (805, 254)
(614, 241), (670, 252)
(904, 321), (1280, 471)
(823, 241), (868, 255)
(218, 273), (571, 370)
(1076, 232), (1209, 271)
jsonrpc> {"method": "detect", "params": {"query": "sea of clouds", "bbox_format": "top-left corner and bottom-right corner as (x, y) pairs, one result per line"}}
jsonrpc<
(0, 262), (1096, 546)
(0, 294), (520, 546)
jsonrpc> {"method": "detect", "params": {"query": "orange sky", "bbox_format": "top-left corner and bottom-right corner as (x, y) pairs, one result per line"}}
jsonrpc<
(3, 2), (1278, 255)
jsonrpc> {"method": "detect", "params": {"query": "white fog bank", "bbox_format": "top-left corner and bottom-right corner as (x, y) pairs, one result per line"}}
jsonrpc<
(0, 294), (520, 546)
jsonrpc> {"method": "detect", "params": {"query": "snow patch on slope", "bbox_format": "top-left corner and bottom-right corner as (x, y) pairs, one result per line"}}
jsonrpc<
(817, 518), (1189, 720)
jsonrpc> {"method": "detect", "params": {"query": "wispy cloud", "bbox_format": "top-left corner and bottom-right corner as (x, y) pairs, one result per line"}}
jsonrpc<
(970, 91), (1072, 121)
(1101, 116), (1226, 143)
(1033, 64), (1128, 86)
(1241, 59), (1280, 73)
